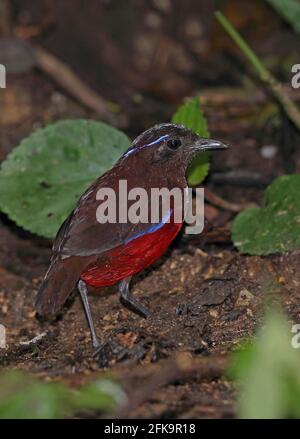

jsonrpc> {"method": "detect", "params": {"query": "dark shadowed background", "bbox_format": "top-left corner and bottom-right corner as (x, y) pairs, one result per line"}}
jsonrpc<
(1, 0), (300, 420)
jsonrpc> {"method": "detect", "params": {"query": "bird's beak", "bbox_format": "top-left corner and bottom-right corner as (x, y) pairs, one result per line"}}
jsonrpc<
(193, 138), (228, 152)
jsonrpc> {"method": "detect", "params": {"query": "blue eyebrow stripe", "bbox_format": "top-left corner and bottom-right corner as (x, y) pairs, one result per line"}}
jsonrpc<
(146, 134), (169, 146)
(123, 134), (169, 157)
(124, 209), (173, 244)
(123, 147), (135, 157)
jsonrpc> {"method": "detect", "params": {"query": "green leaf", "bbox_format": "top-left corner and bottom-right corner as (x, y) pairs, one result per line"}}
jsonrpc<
(232, 174), (300, 255)
(229, 308), (300, 419)
(0, 371), (125, 419)
(74, 378), (126, 411)
(266, 0), (300, 35)
(0, 119), (130, 238)
(172, 96), (210, 185)
(0, 371), (72, 419)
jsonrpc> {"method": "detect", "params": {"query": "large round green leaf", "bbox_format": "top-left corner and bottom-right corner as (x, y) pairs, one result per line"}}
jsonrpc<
(232, 174), (300, 255)
(0, 119), (130, 238)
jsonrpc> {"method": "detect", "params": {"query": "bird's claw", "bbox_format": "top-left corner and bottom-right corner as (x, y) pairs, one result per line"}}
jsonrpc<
(92, 340), (109, 358)
(120, 296), (150, 318)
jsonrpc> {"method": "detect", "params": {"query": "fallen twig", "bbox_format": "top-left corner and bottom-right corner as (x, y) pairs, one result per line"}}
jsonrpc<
(34, 47), (126, 127)
(201, 85), (300, 107)
(112, 353), (227, 418)
(0, 0), (12, 36)
(19, 331), (47, 346)
(210, 170), (272, 188)
(204, 188), (255, 212)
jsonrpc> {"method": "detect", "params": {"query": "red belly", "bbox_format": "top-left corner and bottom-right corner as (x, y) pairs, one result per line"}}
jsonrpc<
(81, 221), (182, 287)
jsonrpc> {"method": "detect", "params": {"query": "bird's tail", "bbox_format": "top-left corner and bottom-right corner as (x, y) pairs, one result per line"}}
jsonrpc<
(35, 256), (91, 316)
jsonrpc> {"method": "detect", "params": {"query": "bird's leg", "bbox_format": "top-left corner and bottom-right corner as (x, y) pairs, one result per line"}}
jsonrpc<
(118, 277), (150, 318)
(93, 282), (150, 360)
(78, 280), (100, 349)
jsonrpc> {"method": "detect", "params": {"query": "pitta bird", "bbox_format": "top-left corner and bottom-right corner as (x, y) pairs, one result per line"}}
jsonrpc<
(35, 123), (227, 352)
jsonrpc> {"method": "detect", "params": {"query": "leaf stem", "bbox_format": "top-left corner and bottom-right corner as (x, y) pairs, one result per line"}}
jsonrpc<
(215, 11), (300, 132)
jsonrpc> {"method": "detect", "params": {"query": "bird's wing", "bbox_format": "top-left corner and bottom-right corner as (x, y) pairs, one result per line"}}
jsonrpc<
(53, 174), (172, 258)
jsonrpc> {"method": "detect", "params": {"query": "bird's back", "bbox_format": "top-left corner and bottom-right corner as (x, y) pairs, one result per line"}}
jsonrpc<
(36, 156), (186, 315)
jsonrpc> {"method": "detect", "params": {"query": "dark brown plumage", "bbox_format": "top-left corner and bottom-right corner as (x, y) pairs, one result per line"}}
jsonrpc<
(36, 123), (227, 350)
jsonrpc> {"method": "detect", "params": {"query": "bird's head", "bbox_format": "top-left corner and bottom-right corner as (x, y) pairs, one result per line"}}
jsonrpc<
(123, 123), (228, 171)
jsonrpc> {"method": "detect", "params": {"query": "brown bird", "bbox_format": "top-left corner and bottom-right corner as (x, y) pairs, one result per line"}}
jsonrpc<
(36, 123), (227, 353)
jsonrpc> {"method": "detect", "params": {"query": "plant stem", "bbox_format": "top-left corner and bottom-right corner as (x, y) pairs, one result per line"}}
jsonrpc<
(215, 11), (300, 132)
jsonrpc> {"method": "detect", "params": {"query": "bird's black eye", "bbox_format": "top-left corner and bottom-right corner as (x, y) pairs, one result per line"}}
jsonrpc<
(167, 138), (182, 150)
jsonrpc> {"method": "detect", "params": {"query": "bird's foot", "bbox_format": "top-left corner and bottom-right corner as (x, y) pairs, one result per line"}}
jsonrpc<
(92, 327), (148, 366)
(120, 294), (150, 318)
(118, 277), (150, 318)
(92, 337), (101, 350)
(92, 341), (107, 358)
(92, 334), (129, 363)
(92, 328), (125, 358)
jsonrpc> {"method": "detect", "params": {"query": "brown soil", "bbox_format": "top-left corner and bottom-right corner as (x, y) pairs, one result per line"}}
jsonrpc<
(1, 204), (300, 418)
(1, 0), (300, 419)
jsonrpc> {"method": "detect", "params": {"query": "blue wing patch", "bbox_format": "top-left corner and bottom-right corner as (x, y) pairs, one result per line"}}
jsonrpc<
(124, 209), (173, 244)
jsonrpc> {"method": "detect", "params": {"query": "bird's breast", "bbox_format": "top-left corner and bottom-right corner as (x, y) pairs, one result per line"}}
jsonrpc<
(81, 219), (182, 287)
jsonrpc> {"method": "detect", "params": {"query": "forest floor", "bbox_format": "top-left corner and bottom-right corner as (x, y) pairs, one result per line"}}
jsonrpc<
(1, 0), (300, 418)
(1, 71), (300, 419)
